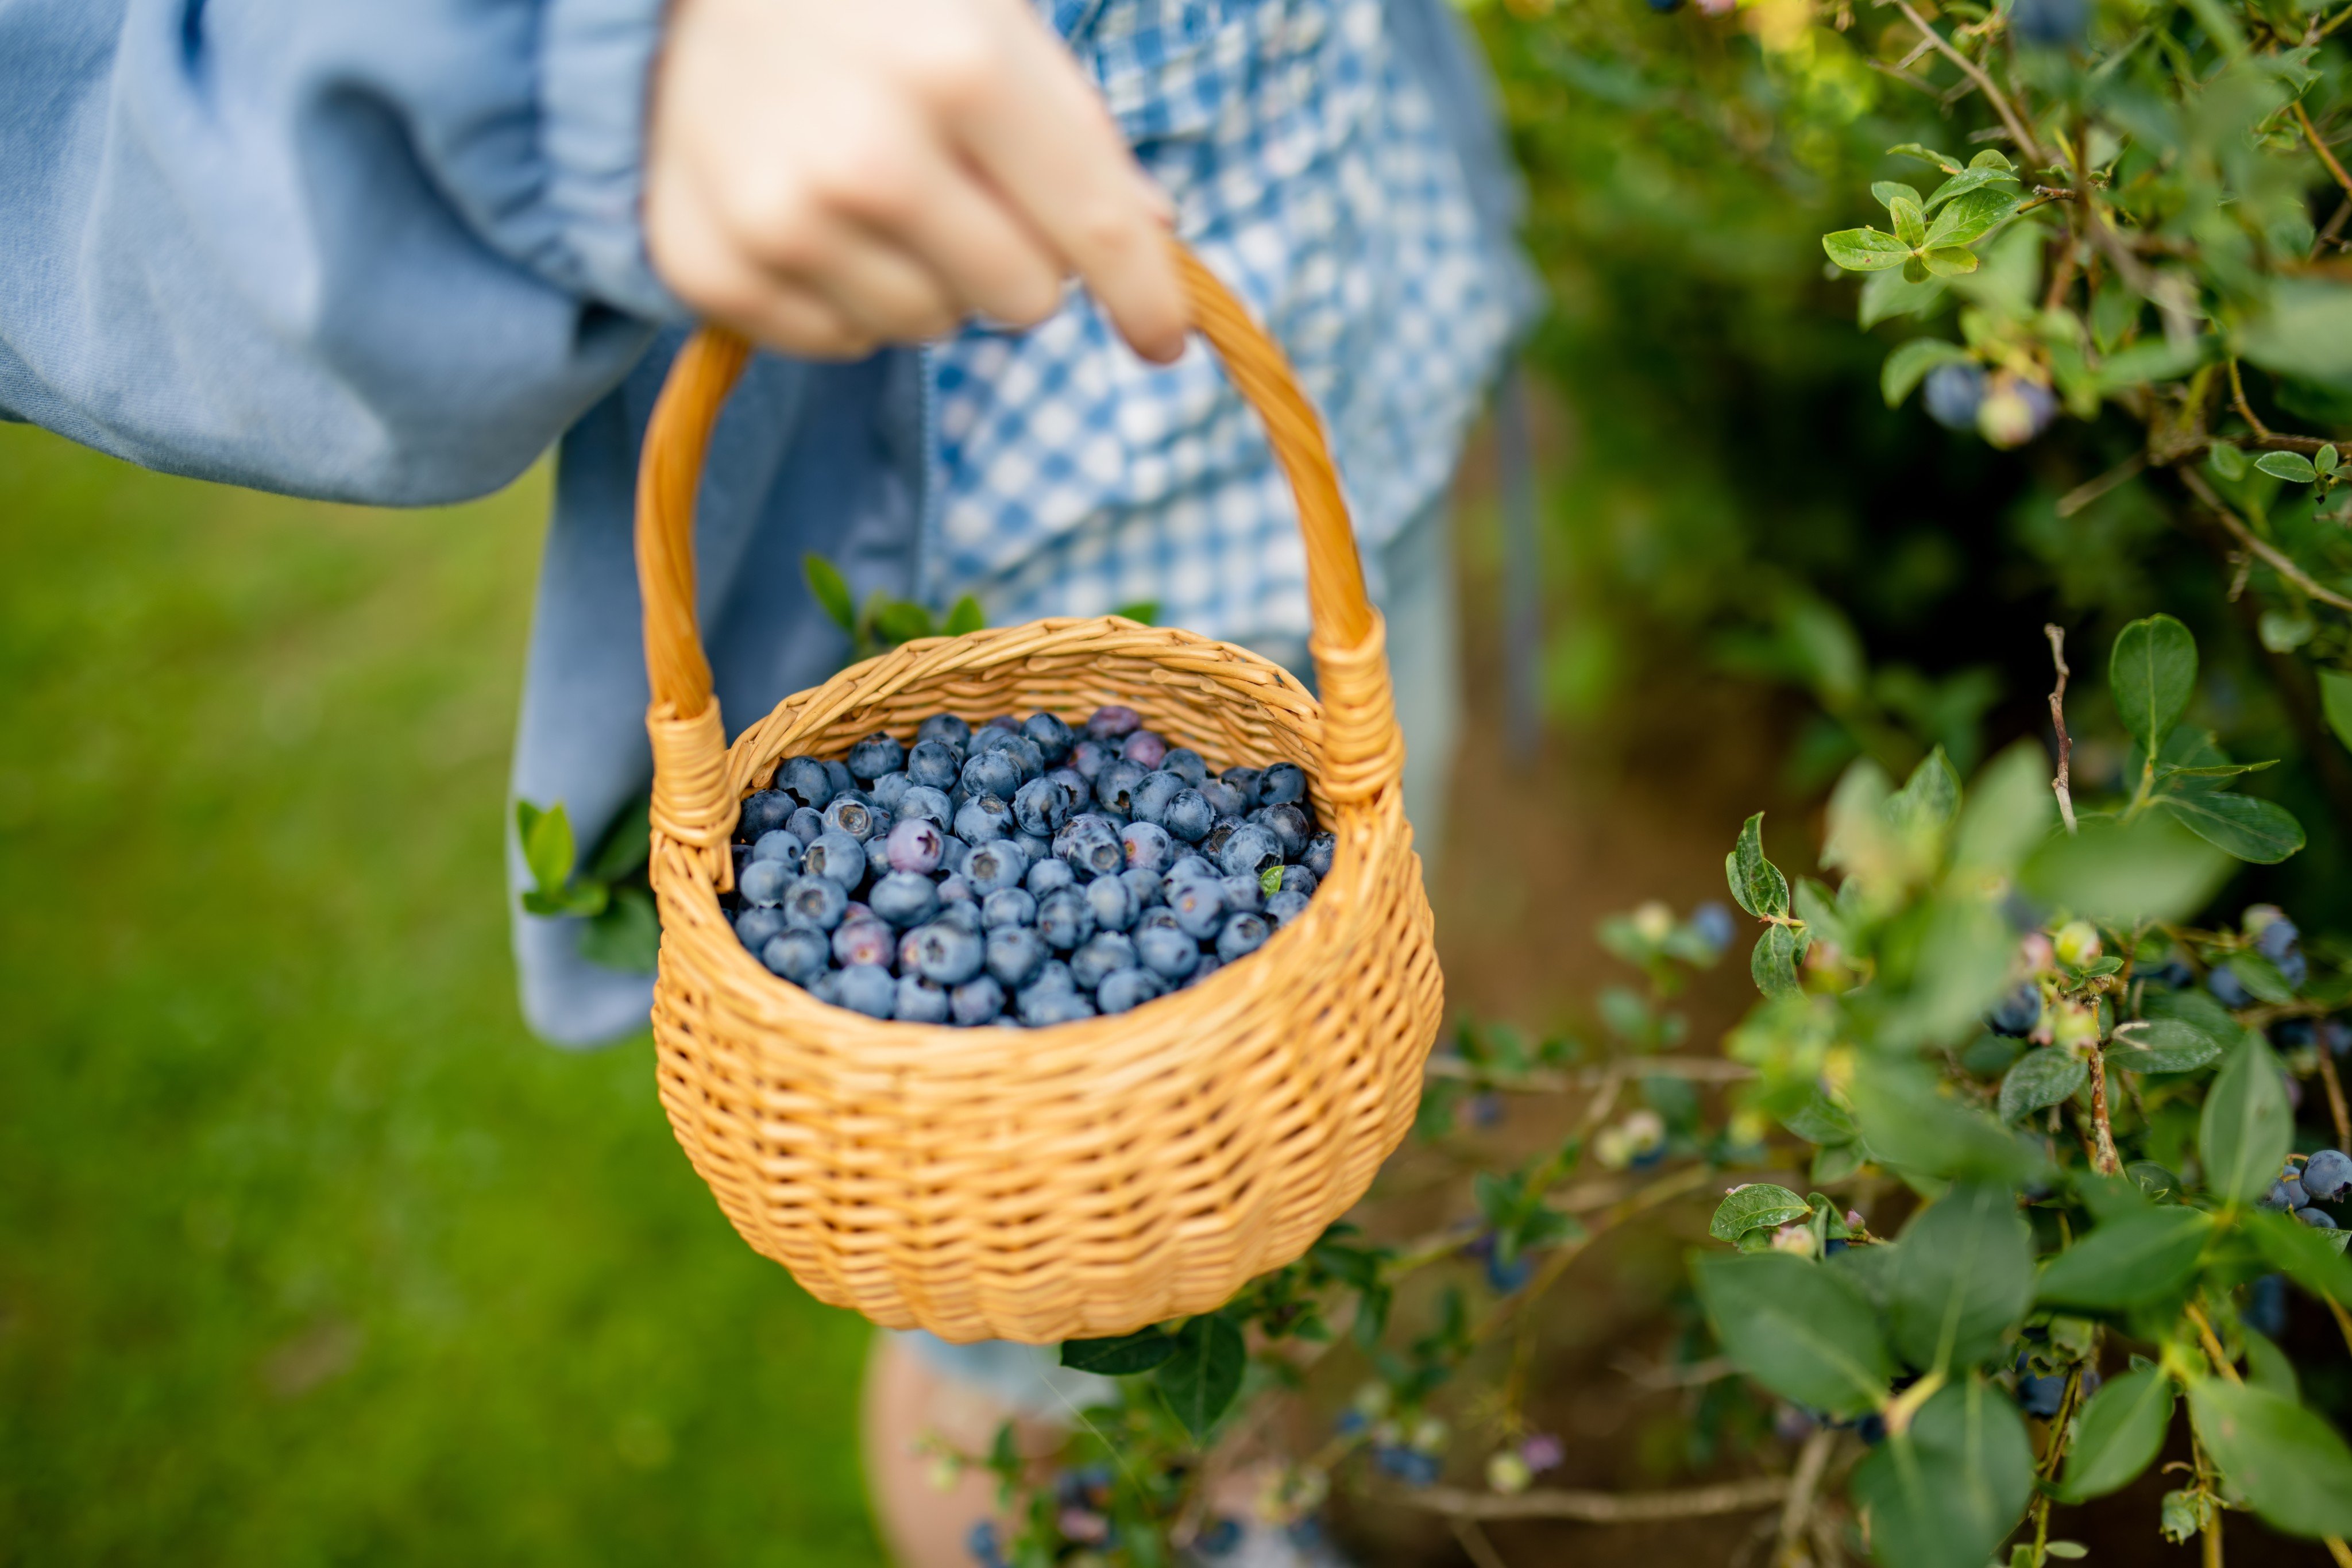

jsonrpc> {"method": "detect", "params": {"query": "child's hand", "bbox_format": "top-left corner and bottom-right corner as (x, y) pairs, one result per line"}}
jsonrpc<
(646, 0), (1188, 364)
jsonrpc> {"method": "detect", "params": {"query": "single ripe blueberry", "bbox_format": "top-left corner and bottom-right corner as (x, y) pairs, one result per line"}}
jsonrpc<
(2010, 0), (2087, 45)
(806, 971), (842, 1007)
(740, 789), (796, 838)
(1037, 888), (1096, 951)
(1302, 831), (1336, 879)
(782, 874), (849, 932)
(822, 759), (854, 800)
(986, 924), (1048, 989)
(2257, 914), (2301, 960)
(1015, 828), (1053, 864)
(1923, 362), (1987, 431)
(950, 976), (1007, 1026)
(785, 806), (825, 846)
(936, 872), (976, 907)
(822, 794), (876, 842)
(736, 906), (789, 953)
(1086, 874), (1139, 933)
(1024, 711), (1075, 764)
(982, 887), (1037, 930)
(2299, 1206), (2339, 1230)
(1258, 762), (1307, 806)
(2281, 1176), (2314, 1209)
(1044, 767), (1088, 813)
(983, 713), (1022, 734)
(1265, 890), (1310, 928)
(1217, 873), (1265, 915)
(1130, 770), (1186, 827)
(2017, 1372), (2067, 1419)
(1217, 912), (1271, 963)
(869, 771), (912, 813)
(883, 817), (944, 875)
(1161, 748), (1208, 787)
(835, 963), (897, 1018)
(963, 838), (1030, 897)
(1216, 824), (1283, 879)
(1098, 967), (1166, 1014)
(916, 713), (972, 750)
(1253, 803), (1311, 859)
(1013, 776), (1069, 837)
(776, 757), (834, 809)
(935, 903), (983, 943)
(1057, 816), (1126, 881)
(1069, 738), (1113, 780)
(906, 741), (962, 791)
(961, 750), (1022, 803)
(847, 733), (906, 781)
(1220, 766), (1262, 808)
(2305, 1148), (2352, 1202)
(1095, 758), (1148, 817)
(832, 917), (896, 970)
(1026, 858), (1076, 898)
(908, 921), (986, 986)
(1121, 821), (1175, 875)
(751, 830), (806, 872)
(2262, 1180), (2299, 1212)
(1136, 906), (1182, 936)
(1187, 953), (1222, 988)
(955, 794), (1014, 844)
(1196, 778), (1246, 820)
(1119, 866), (1164, 911)
(739, 859), (796, 907)
(1135, 922), (1199, 981)
(937, 835), (971, 878)
(762, 928), (831, 984)
(1161, 789), (1214, 844)
(1019, 987), (1097, 1026)
(801, 828), (867, 890)
(894, 974), (951, 1024)
(1122, 729), (1168, 768)
(1986, 982), (2041, 1038)
(1169, 879), (1225, 939)
(1200, 820), (1238, 861)
(868, 870), (941, 929)
(1165, 853), (1216, 886)
(1027, 959), (1075, 997)
(1071, 932), (1139, 991)
(2210, 966), (2253, 1009)
(1086, 705), (1142, 739)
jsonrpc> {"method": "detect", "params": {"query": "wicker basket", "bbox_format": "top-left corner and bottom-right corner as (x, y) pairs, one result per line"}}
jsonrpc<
(634, 246), (1443, 1344)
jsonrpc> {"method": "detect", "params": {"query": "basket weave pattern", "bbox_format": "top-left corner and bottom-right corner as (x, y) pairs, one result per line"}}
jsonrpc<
(635, 250), (1444, 1343)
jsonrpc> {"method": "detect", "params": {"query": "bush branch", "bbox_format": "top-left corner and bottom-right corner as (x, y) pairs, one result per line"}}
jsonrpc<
(1387, 1474), (1792, 1523)
(2297, 99), (2352, 200)
(1888, 0), (2046, 166)
(2045, 625), (2079, 835)
(2177, 467), (2352, 613)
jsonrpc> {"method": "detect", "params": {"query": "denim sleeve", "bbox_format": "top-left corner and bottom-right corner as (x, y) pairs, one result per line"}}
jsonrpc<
(0, 0), (683, 505)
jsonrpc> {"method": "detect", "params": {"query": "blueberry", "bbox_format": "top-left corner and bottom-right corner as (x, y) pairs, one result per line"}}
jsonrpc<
(808, 971), (842, 1006)
(1086, 874), (1139, 933)
(1130, 770), (1185, 827)
(1253, 802), (1312, 860)
(1195, 1516), (1242, 1558)
(1123, 730), (1168, 768)
(869, 771), (913, 813)
(833, 964), (896, 1018)
(982, 888), (1037, 929)
(937, 836), (971, 878)
(802, 828), (868, 890)
(986, 924), (1048, 989)
(1216, 824), (1283, 879)
(1136, 906), (1182, 936)
(2299, 1206), (2339, 1230)
(2017, 1371), (2068, 1419)
(1095, 758), (1148, 816)
(739, 858), (795, 906)
(2305, 1148), (2352, 1202)
(779, 874), (849, 932)
(1019, 987), (1097, 1026)
(833, 917), (897, 970)
(1372, 1446), (1441, 1488)
(906, 741), (962, 791)
(1057, 816), (1126, 881)
(961, 750), (1022, 803)
(1220, 766), (1262, 808)
(1161, 748), (1208, 787)
(1196, 778), (1247, 820)
(1136, 922), (1199, 981)
(740, 789), (797, 838)
(949, 975), (1007, 1026)
(1119, 866), (1164, 911)
(776, 757), (834, 809)
(736, 906), (790, 952)
(1028, 959), (1075, 996)
(1278, 865), (1318, 898)
(894, 975), (951, 1024)
(1200, 820), (1238, 861)
(2248, 1273), (2289, 1339)
(1217, 912), (1271, 962)
(936, 872), (976, 907)
(779, 807), (821, 848)
(1086, 705), (1142, 739)
(1691, 901), (1735, 951)
(1186, 953), (1223, 988)
(908, 921), (986, 986)
(2264, 1179), (2308, 1212)
(934, 899), (984, 936)
(1121, 821), (1175, 876)
(2210, 966), (2253, 1009)
(822, 759), (855, 800)
(1485, 1247), (1533, 1294)
(1044, 767), (1088, 813)
(822, 794), (877, 842)
(2257, 914), (2301, 961)
(955, 794), (1013, 844)
(762, 928), (831, 984)
(1160, 789), (1215, 844)
(963, 837), (1029, 897)
(1169, 879), (1225, 939)
(1165, 853), (1216, 886)
(1218, 873), (1265, 915)
(1098, 967), (1167, 1014)
(2010, 0), (2087, 45)
(847, 733), (906, 781)
(883, 818), (944, 876)
(1069, 738), (1114, 780)
(1015, 829), (1053, 864)
(868, 871), (941, 929)
(1013, 775), (1069, 838)
(916, 713), (972, 750)
(1026, 858), (1076, 898)
(1023, 712), (1075, 764)
(1071, 932), (1139, 991)
(1038, 888), (1096, 951)
(1258, 762), (1307, 806)
(1922, 362), (1987, 430)
(1986, 982), (2041, 1038)
(1265, 890), (1310, 928)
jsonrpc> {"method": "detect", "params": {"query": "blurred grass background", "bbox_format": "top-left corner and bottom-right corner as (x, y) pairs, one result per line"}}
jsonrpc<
(0, 426), (879, 1566)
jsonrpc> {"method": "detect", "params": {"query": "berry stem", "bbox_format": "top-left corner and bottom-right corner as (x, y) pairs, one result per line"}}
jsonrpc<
(2087, 1048), (2122, 1175)
(2045, 625), (2078, 835)
(2320, 1048), (2352, 1151)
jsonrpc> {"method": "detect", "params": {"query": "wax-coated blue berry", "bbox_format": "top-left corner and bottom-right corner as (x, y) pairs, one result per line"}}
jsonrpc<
(870, 771), (912, 813)
(1057, 816), (1126, 880)
(1023, 711), (1075, 764)
(906, 740), (962, 791)
(1218, 873), (1265, 916)
(1086, 704), (1142, 739)
(1038, 888), (1096, 951)
(1123, 730), (1168, 768)
(822, 794), (878, 841)
(984, 713), (1023, 734)
(1130, 770), (1184, 827)
(1135, 905), (1181, 935)
(1098, 966), (1166, 1014)
(1986, 982), (2041, 1037)
(1086, 873), (1138, 933)
(1121, 821), (1174, 876)
(1166, 853), (1217, 887)
(736, 906), (790, 952)
(1070, 737), (1114, 780)
(1013, 775), (1069, 837)
(1161, 748), (1208, 787)
(971, 723), (1020, 755)
(833, 917), (896, 970)
(2305, 1149), (2352, 1202)
(1187, 953), (1222, 988)
(1026, 857), (1076, 898)
(868, 871), (941, 929)
(762, 928), (831, 984)
(1218, 912), (1270, 962)
(2017, 1370), (2067, 1418)
(1027, 959), (1075, 995)
(1216, 823), (1283, 879)
(883, 817), (944, 875)
(1160, 789), (1214, 844)
(963, 838), (1029, 897)
(1690, 901), (1736, 952)
(936, 871), (975, 905)
(739, 858), (795, 906)
(960, 750), (1021, 803)
(1922, 362), (1987, 430)
(955, 794), (1013, 844)
(916, 713), (971, 750)
(740, 789), (796, 838)
(2254, 917), (2309, 988)
(934, 899), (983, 937)
(776, 757), (833, 809)
(1372, 1446), (1441, 1489)
(1199, 820), (1238, 861)
(1265, 890), (1310, 928)
(986, 924), (1048, 989)
(1095, 758), (1148, 816)
(2210, 966), (2253, 1009)
(2010, 0), (2086, 45)
(1136, 922), (1199, 981)
(949, 975), (1007, 1026)
(847, 733), (905, 781)
(831, 963), (895, 1018)
(822, 759), (855, 800)
(1277, 864), (1318, 898)
(1301, 831), (1336, 880)
(1119, 866), (1163, 911)
(1015, 829), (1053, 864)
(908, 921), (986, 986)
(808, 971), (842, 1006)
(1258, 762), (1307, 806)
(752, 830), (806, 870)
(1196, 778), (1247, 820)
(894, 975), (951, 1024)
(782, 874), (849, 931)
(1169, 878), (1225, 939)
(2299, 1206), (2339, 1230)
(937, 835), (971, 878)
(1044, 767), (1088, 813)
(1071, 932), (1138, 991)
(801, 829), (867, 890)
(982, 887), (1037, 929)
(2263, 1179), (2307, 1212)
(1252, 802), (1311, 860)
(1019, 987), (1097, 1026)
(1220, 766), (1262, 808)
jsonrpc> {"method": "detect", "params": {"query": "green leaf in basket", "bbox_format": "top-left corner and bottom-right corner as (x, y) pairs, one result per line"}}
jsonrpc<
(944, 595), (987, 636)
(1111, 600), (1161, 625)
(871, 598), (937, 647)
(802, 553), (857, 633)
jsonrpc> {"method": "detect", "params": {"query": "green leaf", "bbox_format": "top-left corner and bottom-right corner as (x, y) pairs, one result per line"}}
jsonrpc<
(1725, 813), (1788, 920)
(2110, 614), (2198, 753)
(578, 885), (660, 972)
(2157, 791), (2305, 865)
(1924, 187), (2021, 248)
(2210, 441), (2249, 480)
(1920, 248), (1982, 279)
(1782, 1089), (1859, 1146)
(1063, 1328), (1179, 1376)
(1872, 181), (1925, 213)
(1890, 196), (1927, 249)
(1709, 1183), (1812, 1243)
(2239, 280), (2352, 392)
(2057, 1368), (2176, 1502)
(2322, 443), (2342, 476)
(1751, 925), (1802, 999)
(2320, 670), (2352, 754)
(1850, 1378), (2034, 1568)
(1824, 229), (1915, 272)
(587, 795), (653, 882)
(1692, 1253), (1894, 1419)
(2229, 949), (2299, 1004)
(1110, 600), (1161, 625)
(2256, 450), (2320, 483)
(1882, 339), (1971, 407)
(2092, 337), (2214, 394)
(2022, 813), (2233, 927)
(802, 553), (857, 633)
(1860, 268), (1949, 328)
(2202, 1036), (2294, 1205)
(2248, 1207), (2352, 1304)
(2246, 1327), (2299, 1404)
(1998, 1049), (2088, 1122)
(872, 598), (936, 647)
(2106, 1017), (2225, 1075)
(521, 800), (576, 895)
(944, 595), (987, 636)
(2188, 1377), (2352, 1538)
(2034, 1207), (2211, 1308)
(1887, 142), (1964, 172)
(1968, 149), (2015, 173)
(1886, 1181), (2036, 1374)
(1848, 1056), (2044, 1186)
(1921, 167), (2022, 215)
(1948, 741), (2057, 878)
(1153, 1315), (1246, 1442)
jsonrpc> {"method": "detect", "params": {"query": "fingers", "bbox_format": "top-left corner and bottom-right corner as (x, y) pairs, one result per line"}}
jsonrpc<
(646, 188), (879, 360)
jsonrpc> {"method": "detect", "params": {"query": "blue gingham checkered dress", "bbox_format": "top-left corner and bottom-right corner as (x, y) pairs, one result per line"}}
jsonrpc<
(928, 0), (1535, 644)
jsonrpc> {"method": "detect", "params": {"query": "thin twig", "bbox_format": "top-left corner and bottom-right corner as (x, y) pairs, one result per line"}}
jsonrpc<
(2046, 625), (2079, 835)
(1773, 1429), (1838, 1568)
(2326, 1292), (2352, 1362)
(2177, 467), (2352, 614)
(1890, 0), (2046, 166)
(2297, 99), (2352, 200)
(2056, 453), (2145, 516)
(2324, 1535), (2352, 1568)
(1391, 1474), (1791, 1523)
(2229, 359), (2276, 443)
(2088, 1049), (2123, 1175)
(1450, 1515), (1513, 1568)
(1613, 1353), (1737, 1390)
(2319, 1049), (2352, 1150)
(2186, 1301), (2243, 1384)
(1867, 56), (1947, 99)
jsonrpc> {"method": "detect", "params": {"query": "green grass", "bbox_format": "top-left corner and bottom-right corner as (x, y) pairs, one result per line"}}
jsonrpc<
(0, 426), (880, 1566)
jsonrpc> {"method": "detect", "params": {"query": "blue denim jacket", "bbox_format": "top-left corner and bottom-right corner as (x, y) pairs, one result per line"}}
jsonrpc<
(0, 0), (1525, 1044)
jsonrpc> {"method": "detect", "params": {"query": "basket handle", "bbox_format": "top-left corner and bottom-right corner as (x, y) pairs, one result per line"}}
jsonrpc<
(636, 242), (1399, 858)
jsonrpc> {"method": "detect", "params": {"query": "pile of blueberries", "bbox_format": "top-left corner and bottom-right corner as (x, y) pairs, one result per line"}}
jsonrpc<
(724, 705), (1331, 1026)
(2261, 1147), (2352, 1231)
